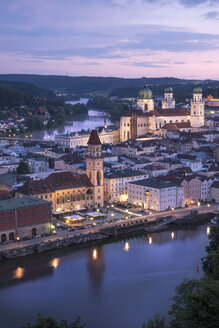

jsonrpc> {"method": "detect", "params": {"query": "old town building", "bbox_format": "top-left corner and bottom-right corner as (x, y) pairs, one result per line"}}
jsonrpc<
(120, 86), (205, 142)
(0, 197), (51, 242)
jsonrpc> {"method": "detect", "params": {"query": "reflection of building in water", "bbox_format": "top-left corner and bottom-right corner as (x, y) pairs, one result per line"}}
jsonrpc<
(87, 245), (105, 287)
(0, 256), (55, 289)
(144, 226), (205, 245)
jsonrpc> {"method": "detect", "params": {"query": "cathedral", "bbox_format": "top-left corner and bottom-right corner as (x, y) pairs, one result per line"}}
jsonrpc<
(120, 85), (205, 142)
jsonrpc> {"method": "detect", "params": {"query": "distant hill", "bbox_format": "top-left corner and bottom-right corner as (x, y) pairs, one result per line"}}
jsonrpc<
(0, 80), (55, 98)
(109, 82), (219, 101)
(0, 74), (216, 96)
(0, 81), (55, 108)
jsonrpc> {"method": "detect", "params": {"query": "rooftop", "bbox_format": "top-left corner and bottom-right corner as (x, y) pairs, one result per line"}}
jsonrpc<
(104, 169), (146, 179)
(17, 172), (93, 195)
(87, 130), (101, 145)
(0, 196), (49, 212)
(129, 178), (179, 189)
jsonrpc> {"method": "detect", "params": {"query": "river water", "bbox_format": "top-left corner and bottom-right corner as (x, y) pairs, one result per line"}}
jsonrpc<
(32, 98), (113, 140)
(0, 223), (210, 328)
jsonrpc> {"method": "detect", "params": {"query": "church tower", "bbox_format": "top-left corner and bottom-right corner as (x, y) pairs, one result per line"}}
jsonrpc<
(162, 87), (175, 109)
(86, 130), (104, 208)
(190, 87), (205, 128)
(137, 84), (154, 113)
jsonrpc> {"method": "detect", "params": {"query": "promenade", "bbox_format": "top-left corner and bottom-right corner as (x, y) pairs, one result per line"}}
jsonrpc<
(0, 203), (217, 256)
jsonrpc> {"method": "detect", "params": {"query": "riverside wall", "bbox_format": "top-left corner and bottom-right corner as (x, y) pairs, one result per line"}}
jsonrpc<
(0, 213), (215, 261)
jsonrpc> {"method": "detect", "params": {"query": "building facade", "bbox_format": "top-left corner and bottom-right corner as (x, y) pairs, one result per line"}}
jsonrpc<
(55, 127), (120, 149)
(128, 178), (184, 211)
(120, 87), (205, 142)
(0, 197), (51, 242)
(104, 169), (148, 203)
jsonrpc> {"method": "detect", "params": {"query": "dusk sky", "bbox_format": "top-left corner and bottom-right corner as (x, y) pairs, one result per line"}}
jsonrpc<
(0, 0), (219, 79)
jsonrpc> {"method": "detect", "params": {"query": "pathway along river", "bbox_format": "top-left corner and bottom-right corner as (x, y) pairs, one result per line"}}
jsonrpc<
(32, 98), (113, 140)
(0, 222), (211, 328)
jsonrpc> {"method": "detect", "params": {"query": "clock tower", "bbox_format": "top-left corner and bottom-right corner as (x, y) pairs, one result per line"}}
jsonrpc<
(86, 130), (104, 208)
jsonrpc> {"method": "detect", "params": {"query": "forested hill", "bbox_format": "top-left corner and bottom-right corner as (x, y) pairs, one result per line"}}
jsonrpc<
(0, 81), (55, 98)
(0, 74), (207, 95)
(0, 81), (55, 108)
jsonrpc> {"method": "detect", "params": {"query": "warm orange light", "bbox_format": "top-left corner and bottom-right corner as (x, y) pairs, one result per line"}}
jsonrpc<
(50, 258), (60, 269)
(124, 242), (130, 252)
(14, 267), (24, 279)
(206, 226), (210, 236)
(92, 249), (98, 260)
(171, 232), (175, 240)
(149, 236), (152, 245)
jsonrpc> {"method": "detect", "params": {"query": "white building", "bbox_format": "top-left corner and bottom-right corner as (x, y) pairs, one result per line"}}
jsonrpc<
(120, 87), (205, 142)
(104, 169), (148, 203)
(137, 85), (154, 113)
(162, 87), (175, 109)
(55, 127), (120, 149)
(128, 178), (184, 211)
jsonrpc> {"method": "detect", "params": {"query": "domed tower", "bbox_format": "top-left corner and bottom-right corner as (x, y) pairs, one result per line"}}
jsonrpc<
(190, 87), (205, 128)
(162, 87), (175, 109)
(86, 130), (104, 208)
(137, 83), (154, 112)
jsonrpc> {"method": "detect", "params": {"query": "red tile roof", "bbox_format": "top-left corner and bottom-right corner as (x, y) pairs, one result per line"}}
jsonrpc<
(87, 130), (101, 145)
(149, 107), (190, 117)
(17, 172), (93, 195)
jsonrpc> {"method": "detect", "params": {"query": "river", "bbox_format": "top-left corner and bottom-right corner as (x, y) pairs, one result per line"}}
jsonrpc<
(31, 98), (113, 140)
(0, 223), (210, 328)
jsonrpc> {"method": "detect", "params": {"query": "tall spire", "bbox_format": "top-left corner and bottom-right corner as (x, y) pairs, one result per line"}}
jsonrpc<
(87, 130), (101, 145)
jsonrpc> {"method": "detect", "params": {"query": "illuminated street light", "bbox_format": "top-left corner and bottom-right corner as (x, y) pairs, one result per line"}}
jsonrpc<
(207, 204), (210, 207)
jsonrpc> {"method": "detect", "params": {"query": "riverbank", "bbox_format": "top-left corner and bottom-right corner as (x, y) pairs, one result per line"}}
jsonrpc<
(0, 212), (215, 262)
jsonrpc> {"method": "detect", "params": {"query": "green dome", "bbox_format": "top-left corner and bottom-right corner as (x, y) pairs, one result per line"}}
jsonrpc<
(165, 87), (173, 93)
(139, 86), (152, 99)
(193, 87), (202, 94)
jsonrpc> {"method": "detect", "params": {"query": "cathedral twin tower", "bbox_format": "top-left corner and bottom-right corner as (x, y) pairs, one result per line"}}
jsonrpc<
(120, 85), (205, 142)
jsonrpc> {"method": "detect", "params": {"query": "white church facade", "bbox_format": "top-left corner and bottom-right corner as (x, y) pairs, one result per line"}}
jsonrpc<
(120, 85), (205, 142)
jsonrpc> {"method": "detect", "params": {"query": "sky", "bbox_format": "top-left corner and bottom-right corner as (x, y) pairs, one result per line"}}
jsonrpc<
(0, 0), (219, 79)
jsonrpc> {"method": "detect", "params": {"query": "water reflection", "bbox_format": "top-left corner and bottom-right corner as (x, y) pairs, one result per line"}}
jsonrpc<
(92, 249), (98, 260)
(32, 101), (113, 141)
(87, 246), (105, 287)
(50, 258), (60, 269)
(171, 232), (175, 240)
(13, 267), (24, 279)
(206, 226), (210, 235)
(0, 256), (54, 288)
(124, 242), (130, 252)
(149, 236), (152, 245)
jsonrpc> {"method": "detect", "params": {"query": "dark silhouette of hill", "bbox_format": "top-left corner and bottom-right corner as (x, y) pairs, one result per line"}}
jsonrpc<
(0, 74), (208, 95)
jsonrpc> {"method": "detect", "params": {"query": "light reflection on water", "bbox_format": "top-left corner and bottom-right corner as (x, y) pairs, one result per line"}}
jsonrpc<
(0, 223), (210, 328)
(13, 267), (24, 279)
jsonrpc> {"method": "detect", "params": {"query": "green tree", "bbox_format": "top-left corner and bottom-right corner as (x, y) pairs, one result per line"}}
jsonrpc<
(22, 314), (85, 328)
(17, 160), (29, 174)
(142, 314), (167, 328)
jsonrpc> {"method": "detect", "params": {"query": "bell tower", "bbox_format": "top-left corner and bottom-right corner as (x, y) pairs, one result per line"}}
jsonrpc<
(162, 87), (175, 109)
(86, 130), (104, 208)
(190, 87), (205, 128)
